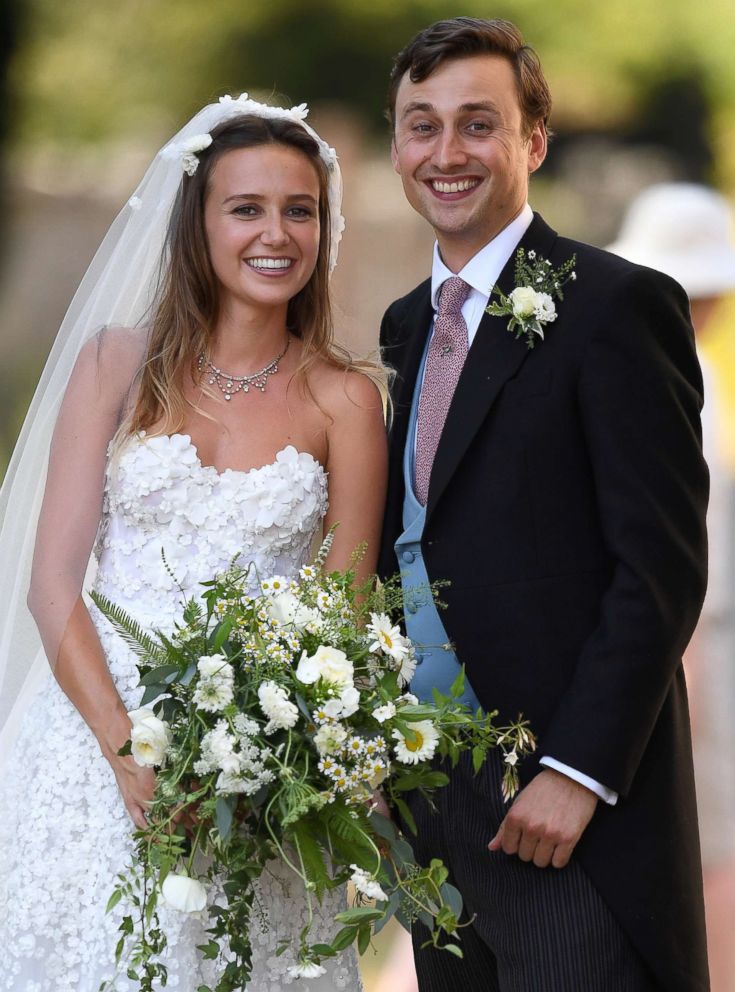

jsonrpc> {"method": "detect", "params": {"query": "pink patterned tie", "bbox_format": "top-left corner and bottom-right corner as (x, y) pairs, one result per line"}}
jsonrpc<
(414, 276), (471, 505)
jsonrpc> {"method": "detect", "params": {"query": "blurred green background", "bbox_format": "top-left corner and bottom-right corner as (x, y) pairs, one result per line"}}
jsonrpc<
(2, 0), (735, 478)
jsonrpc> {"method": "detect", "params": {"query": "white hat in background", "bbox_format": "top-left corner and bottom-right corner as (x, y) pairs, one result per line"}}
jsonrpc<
(607, 182), (735, 299)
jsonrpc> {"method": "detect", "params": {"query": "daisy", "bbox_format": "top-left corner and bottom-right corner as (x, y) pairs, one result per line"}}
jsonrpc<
(392, 720), (440, 765)
(367, 612), (412, 662)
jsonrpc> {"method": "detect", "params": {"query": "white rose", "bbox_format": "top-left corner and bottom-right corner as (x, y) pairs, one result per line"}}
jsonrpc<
(128, 708), (170, 767)
(161, 873), (207, 913)
(509, 286), (538, 318)
(533, 292), (557, 323)
(296, 646), (353, 688)
(267, 591), (320, 632)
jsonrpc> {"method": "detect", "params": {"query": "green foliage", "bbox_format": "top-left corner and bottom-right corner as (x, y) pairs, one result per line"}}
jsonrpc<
(9, 0), (735, 148)
(89, 590), (168, 665)
(94, 550), (535, 988)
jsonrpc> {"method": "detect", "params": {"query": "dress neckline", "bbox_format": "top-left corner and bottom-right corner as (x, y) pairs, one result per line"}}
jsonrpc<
(135, 432), (325, 480)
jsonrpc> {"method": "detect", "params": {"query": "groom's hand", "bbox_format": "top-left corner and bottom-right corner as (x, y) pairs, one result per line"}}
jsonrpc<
(488, 769), (598, 868)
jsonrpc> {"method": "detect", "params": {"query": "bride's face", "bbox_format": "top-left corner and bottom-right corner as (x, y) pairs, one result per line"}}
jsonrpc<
(204, 144), (321, 313)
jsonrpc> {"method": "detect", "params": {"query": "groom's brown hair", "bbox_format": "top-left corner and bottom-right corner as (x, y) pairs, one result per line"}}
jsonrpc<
(387, 17), (552, 138)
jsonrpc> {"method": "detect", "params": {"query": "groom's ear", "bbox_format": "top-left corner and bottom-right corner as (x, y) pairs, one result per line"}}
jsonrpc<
(390, 139), (401, 175)
(527, 123), (547, 176)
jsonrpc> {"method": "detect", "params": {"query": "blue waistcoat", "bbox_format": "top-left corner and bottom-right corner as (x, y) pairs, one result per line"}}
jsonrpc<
(394, 345), (482, 711)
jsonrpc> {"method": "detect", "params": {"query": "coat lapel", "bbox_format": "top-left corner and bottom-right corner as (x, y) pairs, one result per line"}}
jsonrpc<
(426, 214), (558, 521)
(378, 285), (433, 574)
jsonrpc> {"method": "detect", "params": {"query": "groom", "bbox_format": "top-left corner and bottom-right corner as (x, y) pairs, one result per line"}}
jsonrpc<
(378, 16), (709, 992)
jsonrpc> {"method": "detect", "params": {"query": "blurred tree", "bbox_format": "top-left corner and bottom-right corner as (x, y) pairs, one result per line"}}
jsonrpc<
(7, 0), (735, 170)
(0, 0), (24, 257)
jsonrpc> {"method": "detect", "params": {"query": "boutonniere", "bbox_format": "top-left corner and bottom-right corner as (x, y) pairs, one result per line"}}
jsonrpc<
(485, 248), (577, 348)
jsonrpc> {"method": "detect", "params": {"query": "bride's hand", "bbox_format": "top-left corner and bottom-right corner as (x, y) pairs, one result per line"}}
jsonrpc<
(99, 716), (156, 830)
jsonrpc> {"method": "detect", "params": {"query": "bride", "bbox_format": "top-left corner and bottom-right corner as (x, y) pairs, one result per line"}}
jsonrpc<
(0, 95), (387, 990)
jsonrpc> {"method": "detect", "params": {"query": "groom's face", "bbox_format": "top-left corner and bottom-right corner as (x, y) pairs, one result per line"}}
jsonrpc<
(391, 54), (546, 268)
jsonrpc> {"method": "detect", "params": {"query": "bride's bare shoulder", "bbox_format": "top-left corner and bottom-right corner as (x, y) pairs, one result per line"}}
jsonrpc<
(74, 325), (149, 393)
(306, 357), (385, 418)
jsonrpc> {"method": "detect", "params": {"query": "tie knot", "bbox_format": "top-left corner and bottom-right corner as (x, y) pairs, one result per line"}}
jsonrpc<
(437, 276), (471, 318)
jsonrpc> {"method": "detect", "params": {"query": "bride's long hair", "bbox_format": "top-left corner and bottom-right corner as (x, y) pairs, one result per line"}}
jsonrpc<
(126, 113), (370, 437)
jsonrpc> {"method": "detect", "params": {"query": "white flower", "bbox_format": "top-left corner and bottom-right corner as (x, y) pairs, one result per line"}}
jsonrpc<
(509, 285), (538, 318)
(392, 720), (440, 765)
(504, 749), (518, 767)
(193, 653), (234, 712)
(160, 873), (207, 913)
(313, 722), (348, 755)
(350, 865), (388, 901)
(287, 961), (327, 979)
(345, 735), (366, 756)
(127, 708), (171, 767)
(398, 692), (419, 706)
(533, 292), (557, 323)
(197, 719), (237, 773)
(267, 590), (320, 632)
(372, 702), (396, 723)
(182, 133), (213, 154)
(337, 685), (360, 717)
(364, 757), (389, 788)
(258, 680), (299, 733)
(196, 653), (232, 680)
(296, 645), (353, 688)
(161, 133), (213, 176)
(233, 713), (260, 738)
(396, 651), (417, 688)
(367, 613), (412, 663)
(192, 679), (234, 713)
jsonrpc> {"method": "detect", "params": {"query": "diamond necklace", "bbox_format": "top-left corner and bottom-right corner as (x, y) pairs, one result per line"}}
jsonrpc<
(198, 335), (291, 400)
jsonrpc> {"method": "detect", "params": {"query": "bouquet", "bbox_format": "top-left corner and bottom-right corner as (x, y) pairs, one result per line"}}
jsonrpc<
(92, 536), (535, 990)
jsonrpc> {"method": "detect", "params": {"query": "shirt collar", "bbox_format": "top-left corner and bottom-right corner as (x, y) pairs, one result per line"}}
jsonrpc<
(430, 203), (534, 309)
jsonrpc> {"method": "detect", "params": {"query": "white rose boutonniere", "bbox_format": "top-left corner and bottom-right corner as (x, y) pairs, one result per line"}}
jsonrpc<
(486, 247), (577, 348)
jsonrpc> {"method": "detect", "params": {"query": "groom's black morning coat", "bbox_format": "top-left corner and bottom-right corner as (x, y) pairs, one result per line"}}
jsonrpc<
(378, 214), (709, 991)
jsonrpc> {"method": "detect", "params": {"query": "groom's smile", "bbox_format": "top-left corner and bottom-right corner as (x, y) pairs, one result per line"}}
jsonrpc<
(425, 175), (482, 198)
(391, 53), (546, 271)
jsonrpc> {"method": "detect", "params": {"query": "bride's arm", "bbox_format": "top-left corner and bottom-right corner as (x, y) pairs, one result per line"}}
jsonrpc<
(27, 329), (153, 828)
(321, 370), (388, 581)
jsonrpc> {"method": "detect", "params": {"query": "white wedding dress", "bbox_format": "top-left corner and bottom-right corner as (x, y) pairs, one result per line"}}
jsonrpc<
(0, 433), (362, 992)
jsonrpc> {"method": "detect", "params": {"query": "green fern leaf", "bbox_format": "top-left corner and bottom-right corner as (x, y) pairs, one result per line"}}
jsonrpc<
(89, 590), (167, 664)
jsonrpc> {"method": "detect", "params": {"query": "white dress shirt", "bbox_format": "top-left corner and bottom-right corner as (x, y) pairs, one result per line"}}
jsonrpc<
(422, 203), (617, 806)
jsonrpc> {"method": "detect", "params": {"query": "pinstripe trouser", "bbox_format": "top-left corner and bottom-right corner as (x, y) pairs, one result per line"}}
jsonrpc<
(408, 752), (657, 992)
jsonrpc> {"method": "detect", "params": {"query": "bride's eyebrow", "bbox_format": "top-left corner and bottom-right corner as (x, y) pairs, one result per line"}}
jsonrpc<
(222, 193), (318, 206)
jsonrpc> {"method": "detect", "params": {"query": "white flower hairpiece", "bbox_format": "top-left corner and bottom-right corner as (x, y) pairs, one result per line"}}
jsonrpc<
(159, 94), (337, 178)
(160, 132), (213, 176)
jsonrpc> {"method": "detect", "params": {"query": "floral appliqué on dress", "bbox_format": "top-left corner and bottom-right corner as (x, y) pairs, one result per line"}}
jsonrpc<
(0, 435), (361, 991)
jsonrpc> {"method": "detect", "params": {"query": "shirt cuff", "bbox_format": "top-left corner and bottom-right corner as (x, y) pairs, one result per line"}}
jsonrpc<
(539, 756), (618, 806)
